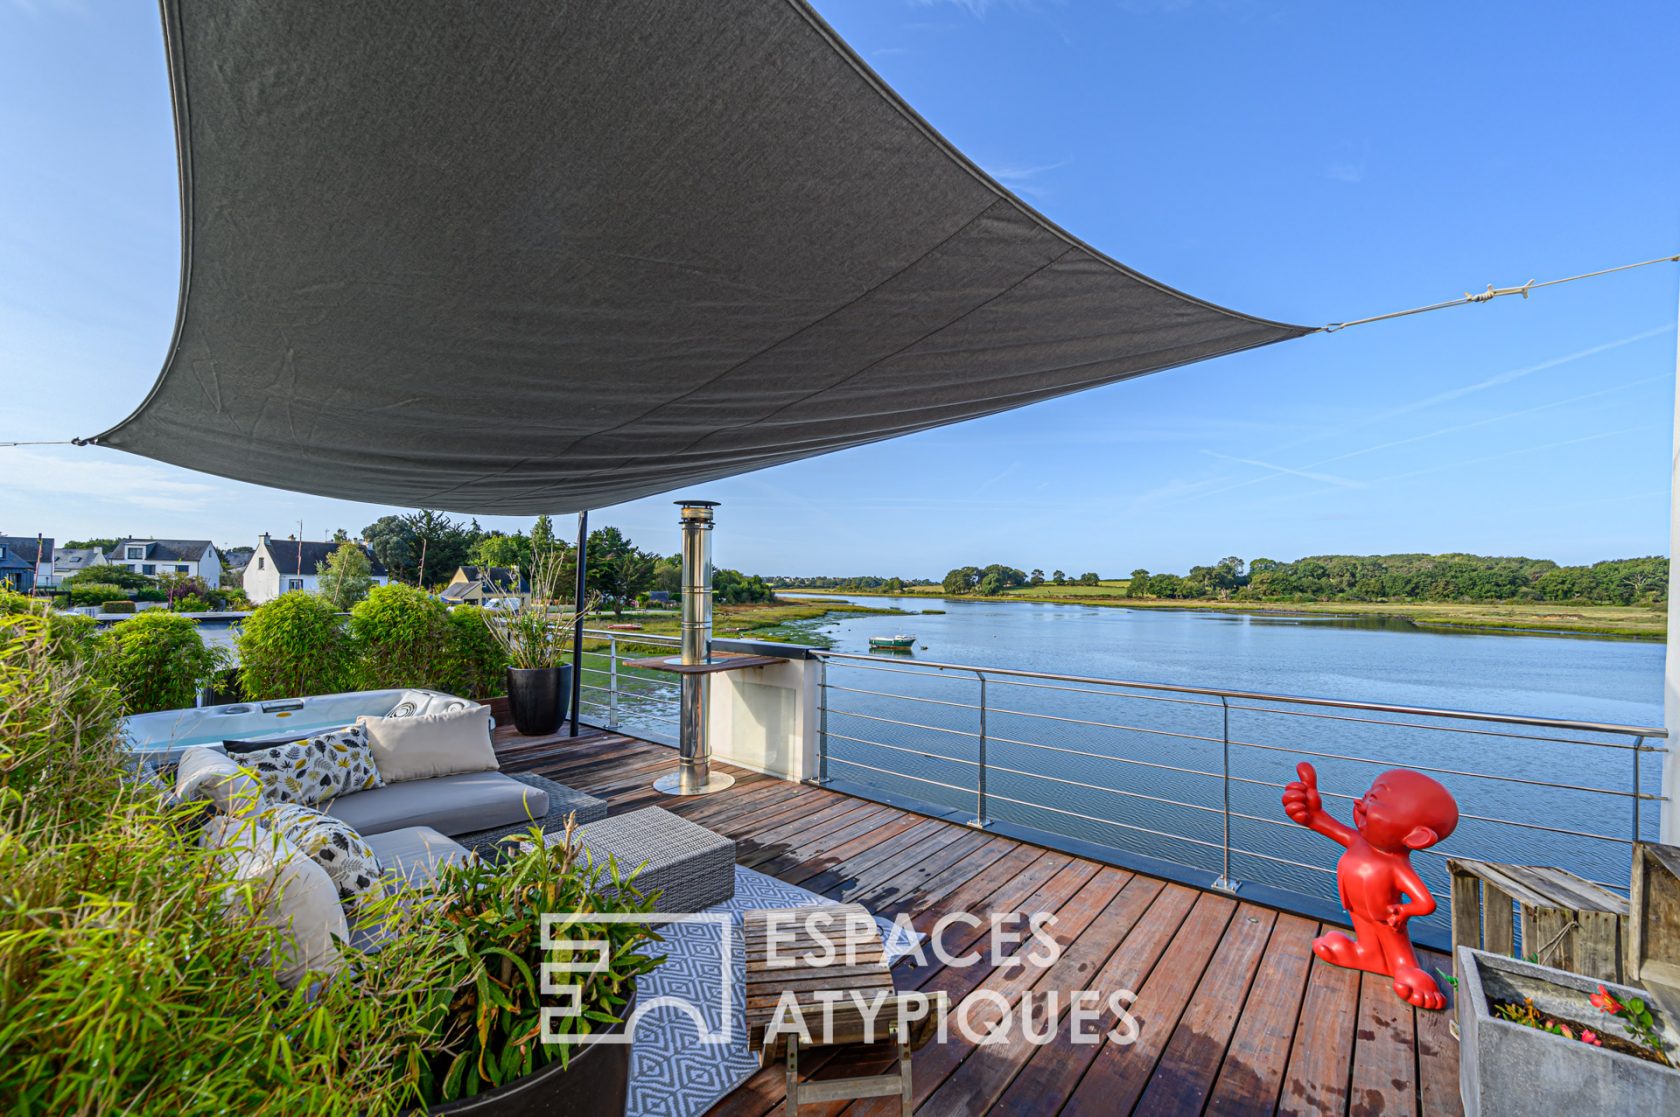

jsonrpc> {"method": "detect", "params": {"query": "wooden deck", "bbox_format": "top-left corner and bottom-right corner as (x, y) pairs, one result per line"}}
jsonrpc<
(493, 724), (1461, 1117)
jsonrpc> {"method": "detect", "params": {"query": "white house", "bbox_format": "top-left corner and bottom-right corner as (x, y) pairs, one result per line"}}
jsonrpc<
(45, 546), (106, 588)
(103, 539), (223, 589)
(243, 534), (389, 604)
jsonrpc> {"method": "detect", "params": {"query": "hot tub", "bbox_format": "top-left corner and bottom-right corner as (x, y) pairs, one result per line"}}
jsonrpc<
(122, 688), (476, 764)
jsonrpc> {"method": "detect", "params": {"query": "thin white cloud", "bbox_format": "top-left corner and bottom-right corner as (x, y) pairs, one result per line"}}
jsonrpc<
(1326, 161), (1365, 184)
(988, 159), (1070, 201)
(1200, 450), (1365, 489)
(1, 446), (221, 513)
(912, 0), (1061, 16)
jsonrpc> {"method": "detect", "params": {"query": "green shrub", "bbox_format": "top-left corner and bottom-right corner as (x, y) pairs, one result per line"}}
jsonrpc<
(173, 593), (211, 613)
(135, 586), (168, 603)
(238, 593), (354, 700)
(101, 600), (136, 614)
(0, 615), (660, 1113)
(349, 584), (450, 690)
(99, 612), (223, 715)
(441, 605), (509, 698)
(67, 582), (125, 607)
(0, 620), (439, 1114)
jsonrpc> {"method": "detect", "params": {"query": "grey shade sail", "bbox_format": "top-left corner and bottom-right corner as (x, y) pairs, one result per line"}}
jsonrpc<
(94, 0), (1310, 514)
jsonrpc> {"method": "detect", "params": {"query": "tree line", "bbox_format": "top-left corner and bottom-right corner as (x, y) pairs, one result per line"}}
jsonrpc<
(359, 512), (773, 613)
(1126, 553), (1669, 605)
(763, 575), (934, 593)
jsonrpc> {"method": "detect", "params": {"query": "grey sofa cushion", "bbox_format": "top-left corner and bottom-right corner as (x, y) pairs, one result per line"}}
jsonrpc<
(364, 825), (471, 888)
(324, 771), (549, 838)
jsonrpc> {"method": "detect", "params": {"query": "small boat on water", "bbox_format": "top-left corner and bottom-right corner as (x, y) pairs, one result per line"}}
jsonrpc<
(868, 634), (916, 651)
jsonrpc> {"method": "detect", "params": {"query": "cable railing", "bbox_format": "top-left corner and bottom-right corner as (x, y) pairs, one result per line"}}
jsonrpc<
(575, 628), (681, 745)
(808, 649), (1668, 941)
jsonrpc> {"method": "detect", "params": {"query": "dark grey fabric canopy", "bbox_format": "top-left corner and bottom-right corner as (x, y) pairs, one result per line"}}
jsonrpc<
(94, 0), (1309, 514)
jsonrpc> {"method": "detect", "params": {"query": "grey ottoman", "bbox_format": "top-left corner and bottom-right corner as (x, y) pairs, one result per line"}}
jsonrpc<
(456, 772), (609, 856)
(562, 806), (737, 912)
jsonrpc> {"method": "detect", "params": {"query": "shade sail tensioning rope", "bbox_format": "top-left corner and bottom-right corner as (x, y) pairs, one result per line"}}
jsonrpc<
(87, 0), (1308, 514)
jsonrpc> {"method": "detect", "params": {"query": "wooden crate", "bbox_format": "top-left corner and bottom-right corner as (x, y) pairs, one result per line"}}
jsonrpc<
(1629, 841), (1680, 998)
(1448, 858), (1628, 983)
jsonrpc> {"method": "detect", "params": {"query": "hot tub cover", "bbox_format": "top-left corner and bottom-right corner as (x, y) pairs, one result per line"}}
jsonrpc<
(93, 0), (1309, 514)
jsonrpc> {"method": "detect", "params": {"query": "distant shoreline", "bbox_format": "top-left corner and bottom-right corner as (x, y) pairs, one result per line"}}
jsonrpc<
(781, 589), (1667, 641)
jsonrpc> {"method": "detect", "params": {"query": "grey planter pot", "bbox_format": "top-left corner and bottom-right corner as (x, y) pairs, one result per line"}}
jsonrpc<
(1458, 946), (1680, 1115)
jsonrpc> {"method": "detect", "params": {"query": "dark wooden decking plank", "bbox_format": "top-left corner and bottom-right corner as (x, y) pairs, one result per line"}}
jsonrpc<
(1130, 902), (1279, 1115)
(833, 828), (1000, 911)
(863, 835), (1017, 921)
(1203, 912), (1320, 1117)
(1413, 949), (1462, 1117)
(1278, 929), (1363, 1117)
(977, 876), (1195, 1117)
(710, 854), (1107, 1117)
(816, 825), (980, 904)
(1054, 890), (1237, 1116)
(1347, 969), (1418, 1117)
(896, 843), (1063, 930)
(748, 808), (920, 877)
(738, 802), (902, 868)
(782, 818), (956, 891)
(854, 867), (1137, 1117)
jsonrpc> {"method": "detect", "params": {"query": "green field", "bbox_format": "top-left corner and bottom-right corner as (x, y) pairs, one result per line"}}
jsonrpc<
(786, 587), (1664, 639)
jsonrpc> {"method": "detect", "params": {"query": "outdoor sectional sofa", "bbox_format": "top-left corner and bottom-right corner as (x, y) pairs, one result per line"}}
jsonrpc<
(168, 690), (610, 985)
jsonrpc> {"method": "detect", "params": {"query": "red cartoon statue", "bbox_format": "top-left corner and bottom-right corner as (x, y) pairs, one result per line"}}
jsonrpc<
(1282, 762), (1459, 1009)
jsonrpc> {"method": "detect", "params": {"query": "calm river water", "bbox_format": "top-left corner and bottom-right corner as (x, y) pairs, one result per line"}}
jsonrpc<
(771, 595), (1666, 944)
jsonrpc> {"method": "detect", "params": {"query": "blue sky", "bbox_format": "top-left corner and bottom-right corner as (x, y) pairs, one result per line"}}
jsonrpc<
(2, 0), (1676, 578)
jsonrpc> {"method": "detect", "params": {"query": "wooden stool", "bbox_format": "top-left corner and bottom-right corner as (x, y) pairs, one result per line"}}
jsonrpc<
(743, 904), (942, 1115)
(1449, 858), (1628, 982)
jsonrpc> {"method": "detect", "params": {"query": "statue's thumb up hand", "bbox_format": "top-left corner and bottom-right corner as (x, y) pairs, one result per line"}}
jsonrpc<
(1282, 762), (1321, 823)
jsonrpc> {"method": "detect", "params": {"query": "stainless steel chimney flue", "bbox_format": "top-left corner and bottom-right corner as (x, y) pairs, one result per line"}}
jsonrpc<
(654, 500), (735, 796)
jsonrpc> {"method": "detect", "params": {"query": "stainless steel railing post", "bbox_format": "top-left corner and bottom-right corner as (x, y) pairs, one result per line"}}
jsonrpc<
(817, 656), (830, 786)
(970, 669), (989, 829)
(608, 634), (620, 729)
(1634, 735), (1645, 845)
(1212, 695), (1240, 894)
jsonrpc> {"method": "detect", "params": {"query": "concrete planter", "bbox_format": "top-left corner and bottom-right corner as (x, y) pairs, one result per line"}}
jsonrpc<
(1458, 946), (1680, 1115)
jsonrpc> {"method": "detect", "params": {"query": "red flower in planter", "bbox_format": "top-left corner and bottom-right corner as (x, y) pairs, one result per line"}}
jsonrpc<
(1589, 986), (1623, 1015)
(1581, 1030), (1602, 1047)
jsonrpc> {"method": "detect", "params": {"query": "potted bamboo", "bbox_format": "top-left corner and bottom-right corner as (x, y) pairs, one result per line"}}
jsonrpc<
(1458, 946), (1680, 1115)
(483, 548), (594, 735)
(391, 820), (663, 1115)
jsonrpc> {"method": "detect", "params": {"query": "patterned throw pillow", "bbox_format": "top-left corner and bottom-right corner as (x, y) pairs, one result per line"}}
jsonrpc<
(259, 802), (384, 915)
(242, 726), (383, 806)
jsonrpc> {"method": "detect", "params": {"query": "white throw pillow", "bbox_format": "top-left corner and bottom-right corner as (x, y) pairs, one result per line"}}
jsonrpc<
(260, 802), (385, 917)
(200, 815), (348, 989)
(356, 703), (497, 783)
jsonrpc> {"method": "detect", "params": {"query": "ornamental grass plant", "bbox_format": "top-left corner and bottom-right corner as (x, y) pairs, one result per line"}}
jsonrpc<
(0, 607), (661, 1114)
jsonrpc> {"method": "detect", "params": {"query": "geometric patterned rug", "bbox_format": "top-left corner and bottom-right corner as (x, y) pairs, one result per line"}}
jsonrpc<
(627, 866), (922, 1117)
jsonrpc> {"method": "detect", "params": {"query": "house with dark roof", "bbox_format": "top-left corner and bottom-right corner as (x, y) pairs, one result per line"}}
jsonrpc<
(46, 546), (106, 588)
(442, 565), (530, 605)
(0, 536), (52, 593)
(244, 533), (389, 604)
(105, 538), (222, 588)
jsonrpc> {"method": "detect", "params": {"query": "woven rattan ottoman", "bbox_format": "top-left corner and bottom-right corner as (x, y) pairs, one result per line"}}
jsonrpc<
(558, 806), (737, 912)
(456, 772), (609, 856)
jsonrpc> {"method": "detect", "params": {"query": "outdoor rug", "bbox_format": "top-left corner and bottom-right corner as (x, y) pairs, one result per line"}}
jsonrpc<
(625, 865), (922, 1117)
